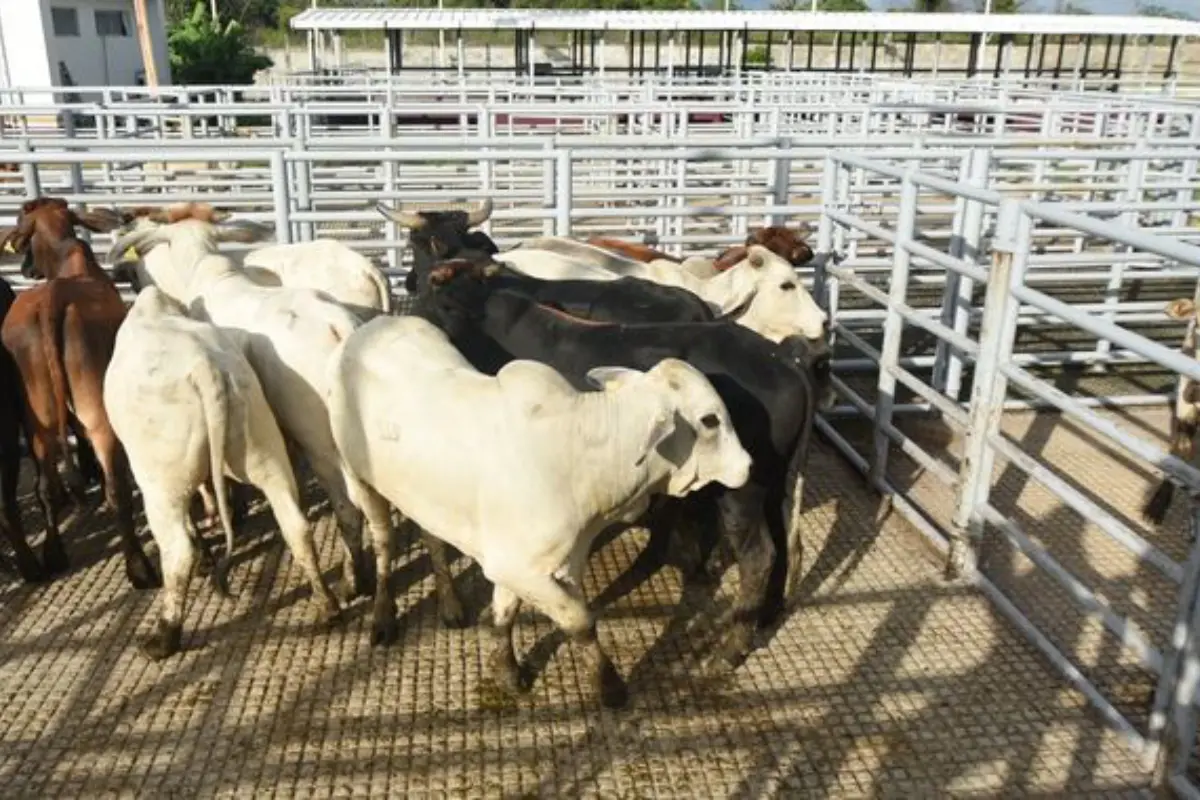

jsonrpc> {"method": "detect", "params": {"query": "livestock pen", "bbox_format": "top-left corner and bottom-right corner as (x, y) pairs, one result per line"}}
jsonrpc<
(2, 71), (1200, 797)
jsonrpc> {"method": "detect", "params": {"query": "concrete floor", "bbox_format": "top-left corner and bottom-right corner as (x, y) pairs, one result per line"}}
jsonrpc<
(0, 407), (1164, 798)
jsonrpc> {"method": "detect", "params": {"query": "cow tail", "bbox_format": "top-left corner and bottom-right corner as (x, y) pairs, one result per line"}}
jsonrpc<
(39, 289), (79, 493)
(781, 372), (817, 606)
(191, 365), (235, 597)
(369, 264), (393, 315)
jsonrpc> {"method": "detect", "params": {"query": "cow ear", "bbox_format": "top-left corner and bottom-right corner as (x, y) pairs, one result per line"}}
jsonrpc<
(1166, 299), (1197, 320)
(634, 408), (678, 467)
(585, 365), (644, 391)
(72, 207), (127, 233)
(1, 225), (30, 254)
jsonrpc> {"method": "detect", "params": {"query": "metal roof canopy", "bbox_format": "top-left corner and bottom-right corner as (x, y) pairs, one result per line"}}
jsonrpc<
(290, 9), (1200, 38)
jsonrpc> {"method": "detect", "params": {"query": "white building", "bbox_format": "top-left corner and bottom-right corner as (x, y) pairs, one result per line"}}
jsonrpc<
(0, 0), (171, 104)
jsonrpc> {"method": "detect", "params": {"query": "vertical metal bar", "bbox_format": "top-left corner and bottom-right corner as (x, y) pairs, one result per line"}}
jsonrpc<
(554, 150), (571, 236)
(1094, 141), (1146, 364)
(19, 139), (40, 199)
(869, 171), (919, 489)
(270, 150), (291, 245)
(814, 154), (838, 315)
(1147, 505), (1200, 777)
(542, 142), (555, 237)
(771, 132), (791, 228)
(951, 199), (1029, 577)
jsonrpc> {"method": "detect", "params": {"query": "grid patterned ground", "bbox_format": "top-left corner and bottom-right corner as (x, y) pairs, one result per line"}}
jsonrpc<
(0, 415), (1161, 798)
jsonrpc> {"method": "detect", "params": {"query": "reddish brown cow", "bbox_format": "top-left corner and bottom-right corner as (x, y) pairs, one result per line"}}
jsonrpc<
(0, 197), (158, 588)
(587, 223), (814, 273)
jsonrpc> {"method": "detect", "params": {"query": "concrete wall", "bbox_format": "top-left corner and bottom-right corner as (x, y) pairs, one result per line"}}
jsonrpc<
(43, 0), (171, 101)
(0, 0), (55, 105)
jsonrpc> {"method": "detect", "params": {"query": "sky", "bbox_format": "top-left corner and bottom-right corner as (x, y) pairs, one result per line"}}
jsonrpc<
(743, 0), (1196, 13)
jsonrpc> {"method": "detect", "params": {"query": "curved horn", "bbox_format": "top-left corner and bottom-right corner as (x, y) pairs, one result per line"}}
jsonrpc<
(466, 198), (494, 227)
(376, 201), (427, 230)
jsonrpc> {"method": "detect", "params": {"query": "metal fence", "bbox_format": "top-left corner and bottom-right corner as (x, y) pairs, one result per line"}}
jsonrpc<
(814, 152), (1200, 794)
(4, 82), (1200, 790)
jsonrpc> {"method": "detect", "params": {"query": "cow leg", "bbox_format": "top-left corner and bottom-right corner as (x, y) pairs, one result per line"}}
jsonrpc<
(91, 425), (160, 590)
(27, 429), (69, 576)
(269, 490), (342, 629)
(67, 414), (100, 496)
(485, 584), (524, 695)
(139, 496), (193, 660)
(349, 476), (397, 646)
(497, 567), (627, 709)
(420, 530), (467, 628)
(310, 457), (370, 602)
(196, 481), (219, 530)
(0, 434), (42, 583)
(713, 484), (774, 669)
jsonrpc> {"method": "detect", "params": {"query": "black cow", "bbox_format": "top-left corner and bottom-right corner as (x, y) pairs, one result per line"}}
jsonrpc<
(415, 260), (832, 668)
(378, 202), (718, 325)
(0, 276), (41, 582)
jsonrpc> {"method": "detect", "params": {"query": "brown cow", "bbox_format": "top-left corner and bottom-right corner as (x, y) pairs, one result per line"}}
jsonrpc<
(587, 223), (814, 274)
(0, 197), (158, 589)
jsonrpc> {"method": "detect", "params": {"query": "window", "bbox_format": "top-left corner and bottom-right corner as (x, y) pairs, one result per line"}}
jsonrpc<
(95, 10), (129, 37)
(50, 7), (79, 37)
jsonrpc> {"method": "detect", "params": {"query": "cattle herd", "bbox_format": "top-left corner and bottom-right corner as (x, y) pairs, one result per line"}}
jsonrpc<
(0, 195), (833, 709)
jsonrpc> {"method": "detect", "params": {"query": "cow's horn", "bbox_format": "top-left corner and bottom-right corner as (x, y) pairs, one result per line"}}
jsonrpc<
(467, 198), (493, 227)
(376, 201), (426, 230)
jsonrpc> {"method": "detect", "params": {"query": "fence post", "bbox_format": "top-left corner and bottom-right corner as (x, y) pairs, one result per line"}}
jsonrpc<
(813, 154), (838, 315)
(770, 135), (792, 229)
(61, 108), (84, 212)
(933, 146), (988, 401)
(479, 107), (495, 239)
(1147, 499), (1200, 782)
(542, 142), (556, 237)
(554, 149), (572, 237)
(19, 139), (40, 199)
(270, 150), (292, 246)
(1094, 140), (1147, 367)
(950, 198), (1029, 579)
(869, 169), (919, 489)
(381, 101), (397, 270)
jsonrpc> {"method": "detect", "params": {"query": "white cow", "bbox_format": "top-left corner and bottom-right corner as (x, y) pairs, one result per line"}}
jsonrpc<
(109, 214), (374, 603)
(241, 239), (392, 320)
(110, 209), (392, 320)
(105, 286), (342, 659)
(498, 243), (828, 342)
(326, 315), (753, 708)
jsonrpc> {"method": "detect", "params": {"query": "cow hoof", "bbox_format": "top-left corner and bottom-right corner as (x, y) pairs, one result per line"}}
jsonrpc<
(715, 626), (754, 670)
(488, 648), (526, 695)
(597, 662), (629, 710)
(371, 611), (399, 647)
(42, 538), (70, 577)
(125, 553), (162, 591)
(439, 595), (468, 629)
(314, 605), (344, 632)
(139, 621), (182, 661)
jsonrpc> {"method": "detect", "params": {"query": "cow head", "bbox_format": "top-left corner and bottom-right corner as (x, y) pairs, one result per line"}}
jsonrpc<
(586, 359), (751, 497)
(416, 257), (501, 335)
(376, 200), (497, 294)
(747, 224), (814, 268)
(717, 244), (828, 347)
(2, 195), (132, 280)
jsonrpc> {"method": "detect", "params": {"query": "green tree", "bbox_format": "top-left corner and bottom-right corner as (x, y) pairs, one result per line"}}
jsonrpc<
(771, 0), (869, 10)
(911, 0), (958, 11)
(982, 0), (1022, 12)
(1138, 2), (1193, 19)
(168, 2), (274, 84)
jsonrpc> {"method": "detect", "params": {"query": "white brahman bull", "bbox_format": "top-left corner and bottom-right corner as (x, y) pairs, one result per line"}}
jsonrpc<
(109, 205), (392, 320)
(105, 286), (342, 659)
(498, 242), (828, 342)
(326, 315), (753, 708)
(109, 213), (374, 604)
